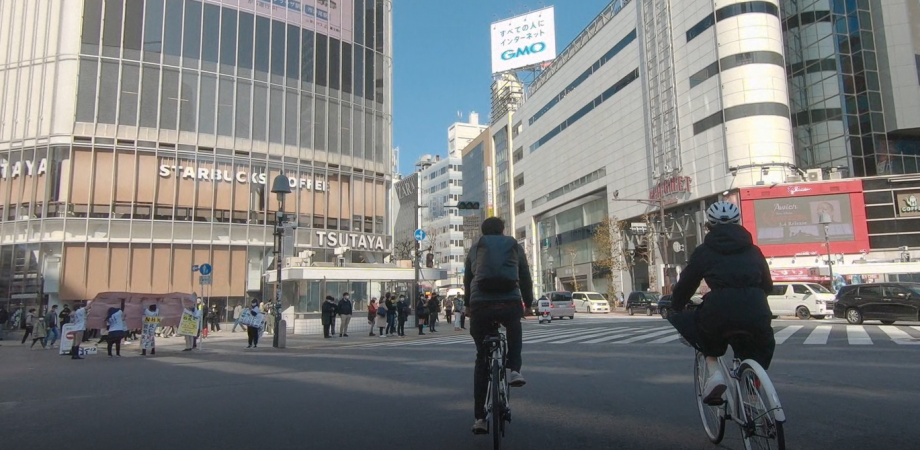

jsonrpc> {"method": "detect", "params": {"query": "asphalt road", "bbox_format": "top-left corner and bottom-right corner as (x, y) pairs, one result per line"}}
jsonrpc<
(1, 317), (918, 450)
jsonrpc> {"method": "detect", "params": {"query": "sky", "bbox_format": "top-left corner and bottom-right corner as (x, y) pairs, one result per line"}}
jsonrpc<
(392, 0), (613, 174)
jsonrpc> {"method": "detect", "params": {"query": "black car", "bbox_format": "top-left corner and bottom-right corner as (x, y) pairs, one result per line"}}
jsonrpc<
(833, 283), (920, 325)
(657, 294), (703, 319)
(626, 291), (660, 316)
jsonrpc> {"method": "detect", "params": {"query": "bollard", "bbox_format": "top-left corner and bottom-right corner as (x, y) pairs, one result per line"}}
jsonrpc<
(277, 319), (287, 348)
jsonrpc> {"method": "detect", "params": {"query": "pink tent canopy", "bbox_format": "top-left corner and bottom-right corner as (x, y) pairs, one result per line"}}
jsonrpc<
(87, 292), (198, 329)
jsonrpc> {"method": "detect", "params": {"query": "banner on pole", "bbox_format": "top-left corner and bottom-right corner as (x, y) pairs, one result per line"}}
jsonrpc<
(177, 311), (201, 337)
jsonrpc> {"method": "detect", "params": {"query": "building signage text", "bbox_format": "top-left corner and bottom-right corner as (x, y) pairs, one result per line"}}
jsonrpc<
(315, 231), (386, 250)
(0, 158), (48, 179)
(158, 164), (326, 191)
(896, 192), (920, 217)
(649, 175), (692, 200)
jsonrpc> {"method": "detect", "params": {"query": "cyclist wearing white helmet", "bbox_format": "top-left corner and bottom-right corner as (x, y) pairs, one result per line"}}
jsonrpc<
(668, 201), (775, 405)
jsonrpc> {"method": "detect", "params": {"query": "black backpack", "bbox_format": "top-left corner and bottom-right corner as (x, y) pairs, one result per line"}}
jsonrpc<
(471, 237), (521, 293)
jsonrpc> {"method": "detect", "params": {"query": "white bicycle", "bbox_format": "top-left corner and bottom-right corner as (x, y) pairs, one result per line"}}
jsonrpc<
(694, 331), (786, 450)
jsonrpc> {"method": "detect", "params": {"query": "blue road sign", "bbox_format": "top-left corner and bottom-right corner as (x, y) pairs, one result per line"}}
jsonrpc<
(414, 229), (427, 241)
(192, 264), (199, 272)
(199, 263), (213, 276)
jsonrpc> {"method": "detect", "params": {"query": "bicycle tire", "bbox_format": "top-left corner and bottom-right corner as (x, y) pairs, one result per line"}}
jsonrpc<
(738, 364), (785, 450)
(491, 358), (502, 450)
(694, 351), (725, 444)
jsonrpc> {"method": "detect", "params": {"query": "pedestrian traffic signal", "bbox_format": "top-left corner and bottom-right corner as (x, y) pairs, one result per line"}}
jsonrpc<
(457, 201), (480, 210)
(425, 253), (434, 268)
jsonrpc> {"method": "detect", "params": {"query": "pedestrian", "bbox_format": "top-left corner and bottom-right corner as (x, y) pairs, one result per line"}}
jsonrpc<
(141, 304), (158, 356)
(396, 295), (410, 337)
(367, 298), (378, 336)
(321, 296), (337, 338)
(264, 305), (275, 336)
(70, 302), (89, 359)
(0, 305), (7, 341)
(384, 294), (397, 337)
(20, 308), (36, 344)
(427, 295), (441, 333)
(375, 299), (388, 338)
(337, 292), (353, 337)
(193, 298), (205, 349)
(453, 296), (464, 331)
(29, 315), (47, 349)
(445, 297), (454, 325)
(207, 307), (218, 332)
(44, 305), (60, 348)
(105, 307), (127, 357)
(416, 297), (429, 335)
(182, 302), (198, 352)
(232, 303), (245, 332)
(246, 300), (263, 348)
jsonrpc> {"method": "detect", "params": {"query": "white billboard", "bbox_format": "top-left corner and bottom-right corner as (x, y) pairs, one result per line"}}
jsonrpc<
(490, 6), (557, 74)
(204, 0), (353, 42)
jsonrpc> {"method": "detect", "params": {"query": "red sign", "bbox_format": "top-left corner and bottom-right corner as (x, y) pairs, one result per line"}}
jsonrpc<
(740, 180), (869, 257)
(650, 176), (692, 200)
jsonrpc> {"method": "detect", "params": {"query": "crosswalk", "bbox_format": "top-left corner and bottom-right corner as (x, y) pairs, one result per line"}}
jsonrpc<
(348, 324), (920, 348)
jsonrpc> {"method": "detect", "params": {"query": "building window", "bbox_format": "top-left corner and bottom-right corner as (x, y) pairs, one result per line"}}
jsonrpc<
(687, 1), (779, 43)
(515, 200), (525, 215)
(514, 174), (524, 189)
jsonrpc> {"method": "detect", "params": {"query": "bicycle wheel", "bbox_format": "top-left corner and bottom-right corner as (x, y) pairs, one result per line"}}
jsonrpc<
(491, 358), (503, 450)
(738, 364), (785, 450)
(694, 351), (725, 444)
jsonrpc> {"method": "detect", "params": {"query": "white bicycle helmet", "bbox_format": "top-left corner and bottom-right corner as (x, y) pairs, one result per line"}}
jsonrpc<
(706, 201), (741, 226)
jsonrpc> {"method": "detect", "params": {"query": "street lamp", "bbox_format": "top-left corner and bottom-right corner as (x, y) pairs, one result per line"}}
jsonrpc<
(270, 174), (292, 348)
(818, 212), (834, 290)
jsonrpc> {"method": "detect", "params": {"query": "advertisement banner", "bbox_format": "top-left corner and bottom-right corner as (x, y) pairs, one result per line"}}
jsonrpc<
(491, 7), (556, 73)
(141, 316), (161, 350)
(177, 312), (201, 337)
(753, 193), (855, 244)
(203, 0), (354, 42)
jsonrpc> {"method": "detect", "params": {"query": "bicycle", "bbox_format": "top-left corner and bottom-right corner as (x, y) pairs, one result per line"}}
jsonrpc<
(483, 326), (511, 450)
(694, 331), (786, 450)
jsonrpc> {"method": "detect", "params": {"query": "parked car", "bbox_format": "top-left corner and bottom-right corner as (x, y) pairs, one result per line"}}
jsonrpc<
(626, 291), (661, 316)
(833, 283), (920, 325)
(532, 291), (576, 320)
(767, 282), (835, 320)
(657, 294), (703, 319)
(573, 291), (610, 313)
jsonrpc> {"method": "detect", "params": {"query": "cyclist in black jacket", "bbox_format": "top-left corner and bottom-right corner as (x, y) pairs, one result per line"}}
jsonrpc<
(669, 201), (775, 405)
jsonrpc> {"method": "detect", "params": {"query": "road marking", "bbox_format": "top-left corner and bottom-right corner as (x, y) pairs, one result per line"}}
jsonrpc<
(548, 327), (632, 344)
(581, 326), (670, 344)
(610, 328), (677, 344)
(846, 326), (873, 345)
(803, 325), (832, 344)
(524, 328), (623, 343)
(646, 333), (681, 344)
(879, 326), (920, 345)
(773, 325), (803, 344)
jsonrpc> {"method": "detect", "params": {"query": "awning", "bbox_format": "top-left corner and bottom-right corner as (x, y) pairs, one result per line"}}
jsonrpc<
(265, 265), (448, 283)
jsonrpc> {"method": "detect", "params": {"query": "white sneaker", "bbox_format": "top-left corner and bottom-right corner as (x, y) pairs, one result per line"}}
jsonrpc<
(702, 369), (727, 405)
(379, 335), (385, 338)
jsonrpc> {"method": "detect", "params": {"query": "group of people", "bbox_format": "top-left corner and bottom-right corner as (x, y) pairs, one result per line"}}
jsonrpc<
(315, 290), (469, 339)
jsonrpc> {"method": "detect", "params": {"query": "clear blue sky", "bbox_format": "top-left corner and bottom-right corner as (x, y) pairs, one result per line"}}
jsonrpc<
(392, 0), (613, 173)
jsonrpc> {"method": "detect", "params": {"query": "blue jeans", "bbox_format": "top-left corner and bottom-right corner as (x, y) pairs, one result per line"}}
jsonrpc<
(44, 326), (60, 346)
(386, 314), (397, 335)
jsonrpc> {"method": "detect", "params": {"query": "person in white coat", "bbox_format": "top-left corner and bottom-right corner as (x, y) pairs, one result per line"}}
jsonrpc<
(70, 303), (90, 359)
(105, 307), (127, 357)
(141, 304), (159, 356)
(246, 299), (263, 348)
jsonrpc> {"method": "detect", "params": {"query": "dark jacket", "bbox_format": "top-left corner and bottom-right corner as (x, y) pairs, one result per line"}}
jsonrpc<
(385, 299), (396, 317)
(464, 235), (535, 309)
(396, 300), (410, 320)
(415, 299), (429, 318)
(337, 298), (353, 315)
(427, 297), (440, 314)
(321, 300), (337, 325)
(671, 224), (773, 320)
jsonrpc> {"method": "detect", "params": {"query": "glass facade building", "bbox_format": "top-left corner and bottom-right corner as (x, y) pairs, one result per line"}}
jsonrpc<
(0, 0), (393, 315)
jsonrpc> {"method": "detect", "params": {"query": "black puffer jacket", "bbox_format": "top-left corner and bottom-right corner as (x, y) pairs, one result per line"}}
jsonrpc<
(671, 224), (773, 320)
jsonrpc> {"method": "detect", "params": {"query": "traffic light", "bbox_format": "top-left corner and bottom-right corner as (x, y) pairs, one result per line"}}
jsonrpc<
(425, 253), (434, 268)
(457, 201), (481, 210)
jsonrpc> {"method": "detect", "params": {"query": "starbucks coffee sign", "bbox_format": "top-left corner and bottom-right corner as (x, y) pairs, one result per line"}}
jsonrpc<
(897, 192), (920, 217)
(158, 163), (327, 191)
(315, 231), (387, 250)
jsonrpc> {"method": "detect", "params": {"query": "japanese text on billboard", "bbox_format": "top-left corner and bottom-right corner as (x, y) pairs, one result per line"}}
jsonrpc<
(490, 7), (557, 73)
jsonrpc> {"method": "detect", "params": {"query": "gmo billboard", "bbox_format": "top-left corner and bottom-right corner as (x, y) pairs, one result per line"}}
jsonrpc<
(490, 6), (557, 74)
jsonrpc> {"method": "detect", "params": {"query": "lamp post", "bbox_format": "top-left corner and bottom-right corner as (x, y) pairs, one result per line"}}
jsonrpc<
(818, 212), (834, 290)
(612, 196), (671, 293)
(270, 174), (292, 348)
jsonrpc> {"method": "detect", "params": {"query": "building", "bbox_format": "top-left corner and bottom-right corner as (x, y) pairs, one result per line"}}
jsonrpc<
(459, 128), (495, 247)
(417, 154), (464, 288)
(510, 0), (920, 298)
(448, 112), (488, 157)
(0, 0), (393, 315)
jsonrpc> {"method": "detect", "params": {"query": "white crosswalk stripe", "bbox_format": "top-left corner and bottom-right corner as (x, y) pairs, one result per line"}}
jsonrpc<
(347, 324), (920, 348)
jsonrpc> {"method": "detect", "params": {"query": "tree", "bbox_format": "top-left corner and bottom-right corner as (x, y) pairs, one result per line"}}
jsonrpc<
(592, 216), (630, 307)
(392, 238), (415, 261)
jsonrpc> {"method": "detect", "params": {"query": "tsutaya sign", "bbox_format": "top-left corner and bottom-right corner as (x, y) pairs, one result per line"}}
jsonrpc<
(315, 231), (386, 250)
(158, 164), (327, 191)
(649, 175), (692, 200)
(0, 158), (48, 179)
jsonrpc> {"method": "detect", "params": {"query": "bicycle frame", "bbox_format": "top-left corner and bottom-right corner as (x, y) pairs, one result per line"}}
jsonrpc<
(717, 357), (787, 431)
(484, 327), (510, 441)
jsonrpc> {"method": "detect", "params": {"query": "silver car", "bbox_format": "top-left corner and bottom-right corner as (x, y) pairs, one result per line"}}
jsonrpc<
(540, 291), (576, 320)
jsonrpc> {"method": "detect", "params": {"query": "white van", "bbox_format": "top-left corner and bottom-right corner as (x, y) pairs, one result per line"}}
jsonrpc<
(572, 292), (610, 313)
(767, 282), (835, 320)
